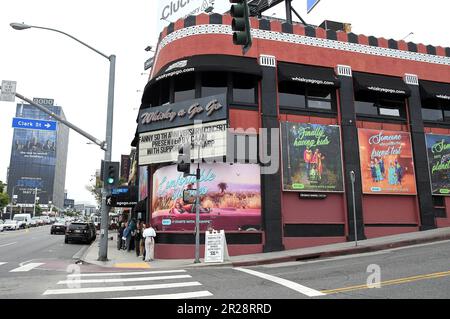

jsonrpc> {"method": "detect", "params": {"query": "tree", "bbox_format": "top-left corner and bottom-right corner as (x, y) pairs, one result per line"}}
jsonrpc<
(86, 179), (102, 208)
(0, 181), (9, 210)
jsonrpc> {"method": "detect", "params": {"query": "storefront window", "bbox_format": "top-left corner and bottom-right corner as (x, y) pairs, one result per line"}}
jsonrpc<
(232, 73), (257, 104)
(422, 107), (444, 121)
(279, 82), (306, 109)
(307, 87), (332, 110)
(201, 72), (228, 97)
(174, 73), (196, 103)
(421, 100), (450, 122)
(355, 95), (405, 118)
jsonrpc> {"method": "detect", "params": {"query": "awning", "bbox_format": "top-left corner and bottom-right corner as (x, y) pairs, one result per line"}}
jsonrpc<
(420, 80), (450, 101)
(141, 54), (262, 105)
(133, 198), (148, 213)
(278, 62), (340, 87)
(353, 72), (411, 97)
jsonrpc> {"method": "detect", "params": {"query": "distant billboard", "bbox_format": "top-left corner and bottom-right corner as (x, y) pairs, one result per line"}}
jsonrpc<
(425, 134), (450, 196)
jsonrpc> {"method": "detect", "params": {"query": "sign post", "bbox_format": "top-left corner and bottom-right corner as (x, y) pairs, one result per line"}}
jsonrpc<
(1, 80), (17, 102)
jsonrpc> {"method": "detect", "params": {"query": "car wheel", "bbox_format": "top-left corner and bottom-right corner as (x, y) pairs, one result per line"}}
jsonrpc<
(65, 238), (69, 244)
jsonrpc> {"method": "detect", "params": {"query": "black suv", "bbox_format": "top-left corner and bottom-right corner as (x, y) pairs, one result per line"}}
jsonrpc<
(65, 222), (97, 244)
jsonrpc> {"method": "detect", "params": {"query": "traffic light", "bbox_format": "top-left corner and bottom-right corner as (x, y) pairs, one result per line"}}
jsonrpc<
(230, 0), (252, 54)
(103, 161), (120, 188)
(177, 144), (191, 176)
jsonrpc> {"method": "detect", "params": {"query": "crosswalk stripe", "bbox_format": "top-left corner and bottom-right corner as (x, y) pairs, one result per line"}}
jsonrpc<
(66, 269), (186, 278)
(0, 262), (7, 267)
(43, 281), (202, 295)
(110, 290), (213, 299)
(10, 263), (44, 272)
(57, 274), (192, 285)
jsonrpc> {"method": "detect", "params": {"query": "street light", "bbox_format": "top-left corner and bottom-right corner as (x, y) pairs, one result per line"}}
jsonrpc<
(10, 22), (116, 261)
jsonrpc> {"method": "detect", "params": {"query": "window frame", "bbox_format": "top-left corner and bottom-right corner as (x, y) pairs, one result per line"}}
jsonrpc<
(354, 93), (407, 122)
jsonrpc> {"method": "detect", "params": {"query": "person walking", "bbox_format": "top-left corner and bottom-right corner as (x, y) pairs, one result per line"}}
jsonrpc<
(135, 221), (143, 257)
(117, 222), (126, 250)
(143, 224), (156, 262)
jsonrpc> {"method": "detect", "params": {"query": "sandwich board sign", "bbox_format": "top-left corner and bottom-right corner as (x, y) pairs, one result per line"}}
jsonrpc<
(1, 80), (17, 102)
(204, 229), (229, 263)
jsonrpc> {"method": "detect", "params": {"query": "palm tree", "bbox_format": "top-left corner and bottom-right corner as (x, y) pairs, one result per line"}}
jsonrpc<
(217, 182), (228, 194)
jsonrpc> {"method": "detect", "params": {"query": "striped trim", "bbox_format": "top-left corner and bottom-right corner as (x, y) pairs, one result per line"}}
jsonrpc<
(158, 24), (450, 66)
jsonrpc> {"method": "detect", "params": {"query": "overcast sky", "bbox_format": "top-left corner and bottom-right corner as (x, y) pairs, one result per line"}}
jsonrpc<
(0, 0), (449, 205)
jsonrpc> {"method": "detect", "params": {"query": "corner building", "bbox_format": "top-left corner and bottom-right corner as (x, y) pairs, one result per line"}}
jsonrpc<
(135, 13), (450, 259)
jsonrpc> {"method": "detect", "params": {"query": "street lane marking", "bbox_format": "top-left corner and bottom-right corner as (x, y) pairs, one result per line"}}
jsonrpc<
(235, 267), (325, 297)
(58, 274), (192, 285)
(0, 262), (7, 266)
(66, 269), (186, 277)
(0, 242), (17, 248)
(43, 281), (202, 295)
(110, 291), (213, 299)
(10, 263), (45, 272)
(322, 270), (450, 295)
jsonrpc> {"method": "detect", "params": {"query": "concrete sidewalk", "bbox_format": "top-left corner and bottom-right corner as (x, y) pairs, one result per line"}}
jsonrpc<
(81, 227), (450, 270)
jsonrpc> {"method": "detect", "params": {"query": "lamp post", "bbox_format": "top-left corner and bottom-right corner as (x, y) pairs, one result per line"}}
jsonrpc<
(10, 22), (116, 261)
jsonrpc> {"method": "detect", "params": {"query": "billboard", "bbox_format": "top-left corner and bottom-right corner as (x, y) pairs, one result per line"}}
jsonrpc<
(151, 163), (261, 231)
(425, 134), (450, 196)
(358, 129), (417, 195)
(157, 0), (230, 33)
(281, 122), (344, 192)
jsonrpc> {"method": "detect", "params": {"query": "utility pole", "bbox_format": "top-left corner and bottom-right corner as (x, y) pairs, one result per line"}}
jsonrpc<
(33, 187), (37, 218)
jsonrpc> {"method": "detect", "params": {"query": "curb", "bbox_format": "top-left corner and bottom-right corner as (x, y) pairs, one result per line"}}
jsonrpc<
(231, 233), (450, 267)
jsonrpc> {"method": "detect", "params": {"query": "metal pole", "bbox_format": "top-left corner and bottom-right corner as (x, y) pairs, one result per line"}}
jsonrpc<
(350, 171), (358, 246)
(285, 0), (293, 24)
(194, 164), (201, 263)
(98, 55), (116, 261)
(33, 187), (37, 218)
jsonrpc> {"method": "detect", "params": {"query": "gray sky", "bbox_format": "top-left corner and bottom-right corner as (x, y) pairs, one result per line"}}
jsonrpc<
(0, 0), (449, 205)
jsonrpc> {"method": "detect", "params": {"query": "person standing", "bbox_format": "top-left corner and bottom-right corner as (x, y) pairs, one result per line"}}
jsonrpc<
(135, 221), (143, 257)
(143, 224), (156, 262)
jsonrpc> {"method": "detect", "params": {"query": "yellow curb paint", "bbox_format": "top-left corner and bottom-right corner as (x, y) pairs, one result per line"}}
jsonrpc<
(322, 270), (450, 295)
(113, 263), (151, 269)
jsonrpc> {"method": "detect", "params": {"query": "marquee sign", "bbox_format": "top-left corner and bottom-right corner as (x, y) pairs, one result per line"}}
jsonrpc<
(138, 94), (227, 133)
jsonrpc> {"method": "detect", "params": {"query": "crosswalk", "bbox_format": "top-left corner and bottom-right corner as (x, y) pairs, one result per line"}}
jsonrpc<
(0, 262), (44, 272)
(42, 269), (213, 299)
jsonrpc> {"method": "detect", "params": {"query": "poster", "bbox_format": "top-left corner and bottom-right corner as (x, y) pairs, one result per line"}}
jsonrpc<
(281, 122), (344, 192)
(425, 134), (450, 196)
(151, 163), (261, 231)
(358, 129), (417, 195)
(139, 166), (148, 201)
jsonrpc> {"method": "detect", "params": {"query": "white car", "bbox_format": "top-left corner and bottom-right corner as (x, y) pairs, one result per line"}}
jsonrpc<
(3, 219), (19, 231)
(0, 220), (4, 232)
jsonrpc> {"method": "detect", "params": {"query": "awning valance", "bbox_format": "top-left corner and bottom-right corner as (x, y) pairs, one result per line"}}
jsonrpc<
(420, 80), (450, 101)
(278, 62), (340, 87)
(353, 72), (411, 97)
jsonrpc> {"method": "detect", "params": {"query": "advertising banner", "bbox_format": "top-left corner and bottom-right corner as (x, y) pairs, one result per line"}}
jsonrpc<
(139, 166), (149, 201)
(151, 163), (261, 231)
(156, 0), (230, 33)
(425, 134), (450, 196)
(139, 120), (227, 165)
(11, 128), (57, 166)
(358, 129), (417, 195)
(281, 122), (344, 192)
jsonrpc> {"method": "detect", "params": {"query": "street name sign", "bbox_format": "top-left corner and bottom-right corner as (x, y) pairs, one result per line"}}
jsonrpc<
(1, 80), (17, 102)
(12, 118), (57, 131)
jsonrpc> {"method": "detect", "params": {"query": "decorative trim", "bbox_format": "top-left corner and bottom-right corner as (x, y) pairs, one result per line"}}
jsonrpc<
(158, 25), (450, 67)
(404, 73), (419, 86)
(336, 65), (352, 77)
(259, 54), (276, 67)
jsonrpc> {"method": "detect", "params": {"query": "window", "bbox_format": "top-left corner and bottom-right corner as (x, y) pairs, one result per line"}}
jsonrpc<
(422, 100), (450, 122)
(232, 73), (257, 104)
(279, 82), (335, 112)
(201, 72), (228, 98)
(174, 73), (196, 102)
(355, 94), (406, 119)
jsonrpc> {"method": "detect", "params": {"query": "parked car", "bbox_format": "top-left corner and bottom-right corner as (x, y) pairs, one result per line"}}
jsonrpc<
(32, 217), (44, 226)
(0, 220), (4, 232)
(29, 219), (37, 227)
(3, 219), (20, 231)
(50, 222), (67, 235)
(65, 222), (96, 244)
(13, 214), (32, 229)
(40, 216), (51, 225)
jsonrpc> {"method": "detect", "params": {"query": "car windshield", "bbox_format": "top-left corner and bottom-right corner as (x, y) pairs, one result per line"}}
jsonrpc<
(5, 220), (16, 224)
(69, 223), (88, 230)
(32, 217), (40, 220)
(13, 217), (25, 221)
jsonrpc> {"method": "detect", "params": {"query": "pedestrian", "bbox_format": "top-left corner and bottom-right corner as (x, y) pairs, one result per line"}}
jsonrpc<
(117, 222), (126, 250)
(140, 223), (146, 258)
(127, 219), (137, 252)
(135, 221), (143, 257)
(143, 224), (156, 262)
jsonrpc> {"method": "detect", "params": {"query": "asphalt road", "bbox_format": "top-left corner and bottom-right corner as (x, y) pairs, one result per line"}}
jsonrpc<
(0, 226), (449, 299)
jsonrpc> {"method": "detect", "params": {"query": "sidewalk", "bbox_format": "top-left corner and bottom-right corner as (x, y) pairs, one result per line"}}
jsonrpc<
(81, 227), (450, 270)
